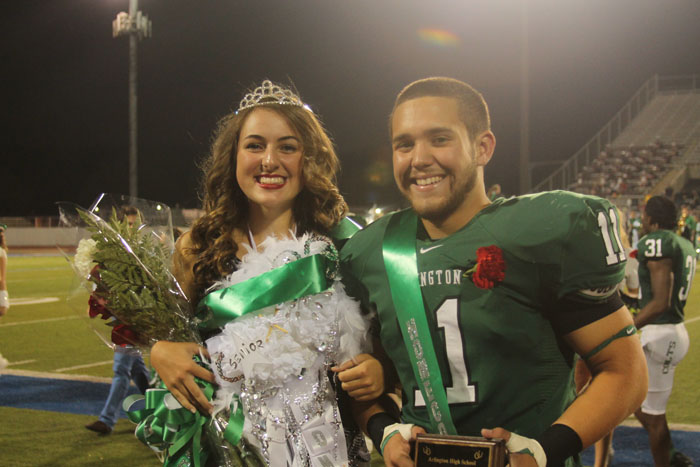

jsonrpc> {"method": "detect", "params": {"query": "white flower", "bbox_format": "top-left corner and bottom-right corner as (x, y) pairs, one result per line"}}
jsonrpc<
(74, 238), (97, 280)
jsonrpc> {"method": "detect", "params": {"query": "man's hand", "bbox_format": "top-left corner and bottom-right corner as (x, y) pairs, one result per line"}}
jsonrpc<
(482, 428), (540, 467)
(332, 353), (384, 401)
(382, 425), (426, 467)
(150, 341), (216, 414)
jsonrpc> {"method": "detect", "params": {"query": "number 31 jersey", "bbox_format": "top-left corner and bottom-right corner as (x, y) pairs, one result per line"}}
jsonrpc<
(341, 191), (626, 439)
(637, 229), (695, 324)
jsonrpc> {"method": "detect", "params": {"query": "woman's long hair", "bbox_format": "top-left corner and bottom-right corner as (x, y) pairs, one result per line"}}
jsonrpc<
(188, 103), (347, 298)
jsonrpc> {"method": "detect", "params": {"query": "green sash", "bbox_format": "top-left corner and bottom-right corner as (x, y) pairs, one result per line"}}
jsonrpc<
(382, 210), (457, 434)
(331, 216), (363, 241)
(196, 217), (361, 331)
(197, 254), (333, 330)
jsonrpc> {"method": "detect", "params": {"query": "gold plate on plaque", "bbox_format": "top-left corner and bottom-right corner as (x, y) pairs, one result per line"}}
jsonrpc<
(413, 433), (506, 467)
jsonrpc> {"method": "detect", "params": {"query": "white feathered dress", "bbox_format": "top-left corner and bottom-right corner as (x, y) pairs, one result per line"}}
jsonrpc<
(204, 234), (371, 467)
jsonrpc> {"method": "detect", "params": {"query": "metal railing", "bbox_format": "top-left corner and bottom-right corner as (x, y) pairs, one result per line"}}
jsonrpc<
(0, 208), (203, 230)
(531, 74), (700, 193)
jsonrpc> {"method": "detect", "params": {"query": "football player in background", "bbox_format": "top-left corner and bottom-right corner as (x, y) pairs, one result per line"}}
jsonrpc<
(341, 77), (648, 467)
(634, 196), (694, 467)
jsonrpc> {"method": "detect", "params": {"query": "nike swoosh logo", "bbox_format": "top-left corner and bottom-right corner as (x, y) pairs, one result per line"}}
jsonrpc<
(419, 245), (444, 254)
(627, 327), (636, 335)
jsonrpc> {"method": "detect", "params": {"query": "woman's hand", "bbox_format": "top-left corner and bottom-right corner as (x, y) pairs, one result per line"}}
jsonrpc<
(332, 353), (384, 401)
(150, 341), (216, 414)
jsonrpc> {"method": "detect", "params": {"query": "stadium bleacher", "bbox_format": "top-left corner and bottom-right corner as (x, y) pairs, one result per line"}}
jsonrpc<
(533, 74), (700, 209)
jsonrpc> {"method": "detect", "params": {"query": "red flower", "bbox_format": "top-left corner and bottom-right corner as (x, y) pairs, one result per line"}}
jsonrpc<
(111, 324), (140, 347)
(629, 249), (638, 259)
(470, 245), (506, 289)
(88, 294), (112, 320)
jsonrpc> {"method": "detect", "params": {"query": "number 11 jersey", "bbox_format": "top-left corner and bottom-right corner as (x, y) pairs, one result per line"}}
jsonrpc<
(341, 190), (626, 439)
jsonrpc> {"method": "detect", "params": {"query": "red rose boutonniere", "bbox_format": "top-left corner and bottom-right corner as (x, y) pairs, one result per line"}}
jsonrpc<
(463, 245), (506, 289)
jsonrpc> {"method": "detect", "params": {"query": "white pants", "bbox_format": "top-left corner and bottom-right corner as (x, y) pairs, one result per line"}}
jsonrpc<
(639, 323), (690, 415)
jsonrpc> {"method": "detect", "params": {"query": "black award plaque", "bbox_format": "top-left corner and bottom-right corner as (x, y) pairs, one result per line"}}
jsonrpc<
(413, 433), (506, 467)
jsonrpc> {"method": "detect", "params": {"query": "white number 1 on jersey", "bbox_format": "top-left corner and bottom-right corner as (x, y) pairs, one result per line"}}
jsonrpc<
(414, 298), (477, 407)
(598, 208), (625, 266)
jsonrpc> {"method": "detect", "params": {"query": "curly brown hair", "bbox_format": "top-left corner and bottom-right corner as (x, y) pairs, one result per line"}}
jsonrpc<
(188, 98), (347, 298)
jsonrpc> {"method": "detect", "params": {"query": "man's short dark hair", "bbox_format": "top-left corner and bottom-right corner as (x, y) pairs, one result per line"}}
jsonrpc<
(391, 77), (491, 142)
(645, 196), (677, 230)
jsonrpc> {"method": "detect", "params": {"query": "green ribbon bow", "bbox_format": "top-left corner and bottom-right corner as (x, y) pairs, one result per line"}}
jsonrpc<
(123, 379), (244, 467)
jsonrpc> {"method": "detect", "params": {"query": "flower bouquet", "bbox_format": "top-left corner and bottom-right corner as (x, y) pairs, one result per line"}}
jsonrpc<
(59, 193), (255, 467)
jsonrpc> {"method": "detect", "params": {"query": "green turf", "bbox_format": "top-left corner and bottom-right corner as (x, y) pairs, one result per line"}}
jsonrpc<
(0, 407), (160, 466)
(1, 255), (698, 465)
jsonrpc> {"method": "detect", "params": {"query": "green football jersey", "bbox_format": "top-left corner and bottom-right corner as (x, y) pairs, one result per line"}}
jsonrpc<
(341, 191), (626, 441)
(637, 229), (696, 324)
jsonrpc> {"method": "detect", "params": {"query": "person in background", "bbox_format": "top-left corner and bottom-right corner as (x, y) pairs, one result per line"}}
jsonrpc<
(486, 183), (502, 200)
(84, 207), (151, 435)
(0, 223), (10, 370)
(629, 209), (643, 250)
(341, 77), (648, 467)
(677, 204), (696, 249)
(634, 196), (694, 467)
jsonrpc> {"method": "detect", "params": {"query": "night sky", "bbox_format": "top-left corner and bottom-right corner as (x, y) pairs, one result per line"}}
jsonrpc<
(3, 0), (700, 216)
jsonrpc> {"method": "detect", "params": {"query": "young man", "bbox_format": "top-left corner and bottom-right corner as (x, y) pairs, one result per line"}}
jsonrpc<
(341, 77), (648, 467)
(634, 196), (693, 467)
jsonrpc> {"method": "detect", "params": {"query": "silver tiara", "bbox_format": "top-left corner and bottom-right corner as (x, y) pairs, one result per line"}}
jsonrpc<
(237, 80), (307, 112)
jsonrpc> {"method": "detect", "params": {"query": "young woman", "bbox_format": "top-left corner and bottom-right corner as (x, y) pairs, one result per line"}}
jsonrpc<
(151, 81), (382, 466)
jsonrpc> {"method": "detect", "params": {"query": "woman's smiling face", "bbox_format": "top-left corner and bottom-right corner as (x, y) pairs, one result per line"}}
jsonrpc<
(235, 107), (304, 216)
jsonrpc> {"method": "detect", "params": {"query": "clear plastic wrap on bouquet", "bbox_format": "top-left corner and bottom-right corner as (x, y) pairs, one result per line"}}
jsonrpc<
(58, 193), (258, 467)
(58, 193), (199, 349)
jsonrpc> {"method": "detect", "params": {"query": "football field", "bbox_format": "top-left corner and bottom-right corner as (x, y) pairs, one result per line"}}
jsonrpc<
(0, 253), (698, 466)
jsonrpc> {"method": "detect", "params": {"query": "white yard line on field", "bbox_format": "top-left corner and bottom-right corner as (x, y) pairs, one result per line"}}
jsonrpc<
(620, 418), (700, 432)
(54, 360), (114, 373)
(6, 359), (37, 366)
(8, 277), (69, 283)
(685, 315), (700, 324)
(8, 297), (60, 306)
(0, 368), (112, 384)
(0, 315), (80, 327)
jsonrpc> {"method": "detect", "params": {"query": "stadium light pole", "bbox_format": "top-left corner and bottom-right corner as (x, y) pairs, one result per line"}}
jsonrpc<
(112, 1), (152, 198)
(520, 0), (531, 194)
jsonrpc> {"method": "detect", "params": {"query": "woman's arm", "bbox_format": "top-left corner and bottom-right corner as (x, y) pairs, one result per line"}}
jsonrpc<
(150, 340), (215, 413)
(150, 232), (216, 414)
